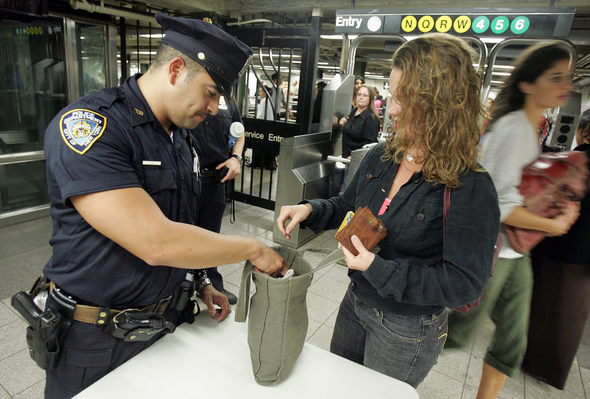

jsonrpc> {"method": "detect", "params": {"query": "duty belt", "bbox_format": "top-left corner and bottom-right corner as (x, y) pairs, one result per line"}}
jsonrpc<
(49, 282), (171, 326)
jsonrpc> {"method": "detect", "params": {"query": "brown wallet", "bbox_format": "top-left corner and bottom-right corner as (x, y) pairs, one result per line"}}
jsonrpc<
(335, 206), (387, 256)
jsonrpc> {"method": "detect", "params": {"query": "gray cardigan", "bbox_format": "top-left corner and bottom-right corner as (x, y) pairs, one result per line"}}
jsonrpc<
(480, 110), (540, 257)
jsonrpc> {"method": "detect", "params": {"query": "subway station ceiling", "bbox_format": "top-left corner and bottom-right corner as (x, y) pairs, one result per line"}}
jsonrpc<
(126, 0), (590, 17)
(75, 0), (590, 85)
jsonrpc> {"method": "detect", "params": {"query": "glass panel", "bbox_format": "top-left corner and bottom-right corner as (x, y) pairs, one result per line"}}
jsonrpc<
(77, 23), (107, 96)
(0, 16), (66, 154)
(0, 160), (48, 212)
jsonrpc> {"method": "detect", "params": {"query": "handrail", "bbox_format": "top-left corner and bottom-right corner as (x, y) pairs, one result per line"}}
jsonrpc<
(0, 151), (45, 166)
(481, 38), (577, 101)
(345, 35), (407, 75)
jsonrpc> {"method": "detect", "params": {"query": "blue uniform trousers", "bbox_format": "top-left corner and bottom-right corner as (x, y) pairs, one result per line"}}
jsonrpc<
(196, 177), (227, 290)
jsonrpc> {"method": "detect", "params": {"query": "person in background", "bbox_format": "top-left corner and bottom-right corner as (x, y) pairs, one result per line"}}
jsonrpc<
(447, 42), (579, 399)
(270, 72), (289, 119)
(38, 13), (284, 398)
(193, 100), (246, 305)
(481, 98), (494, 135)
(374, 94), (384, 115)
(339, 84), (380, 158)
(276, 33), (500, 388)
(256, 83), (274, 120)
(312, 80), (327, 132)
(577, 109), (590, 145)
(521, 108), (590, 390)
(352, 75), (365, 107)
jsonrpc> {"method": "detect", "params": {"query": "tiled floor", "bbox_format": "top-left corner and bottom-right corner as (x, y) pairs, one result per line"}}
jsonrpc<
(1, 201), (590, 398)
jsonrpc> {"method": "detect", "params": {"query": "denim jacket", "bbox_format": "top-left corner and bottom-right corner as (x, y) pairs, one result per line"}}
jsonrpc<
(305, 144), (500, 316)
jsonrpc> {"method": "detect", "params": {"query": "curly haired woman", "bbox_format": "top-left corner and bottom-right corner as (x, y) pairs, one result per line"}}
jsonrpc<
(276, 33), (500, 387)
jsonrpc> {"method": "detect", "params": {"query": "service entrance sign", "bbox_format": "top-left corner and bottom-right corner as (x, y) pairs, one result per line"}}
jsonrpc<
(335, 7), (575, 38)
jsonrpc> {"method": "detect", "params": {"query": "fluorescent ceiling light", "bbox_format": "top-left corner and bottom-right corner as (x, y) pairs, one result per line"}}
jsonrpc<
(493, 65), (515, 70)
(320, 34), (357, 40)
(140, 34), (164, 38)
(479, 37), (505, 44)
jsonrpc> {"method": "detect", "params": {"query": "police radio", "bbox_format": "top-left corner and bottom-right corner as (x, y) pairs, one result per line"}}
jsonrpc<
(548, 92), (582, 151)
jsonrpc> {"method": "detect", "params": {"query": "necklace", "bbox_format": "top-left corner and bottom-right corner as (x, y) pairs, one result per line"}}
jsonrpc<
(405, 153), (414, 163)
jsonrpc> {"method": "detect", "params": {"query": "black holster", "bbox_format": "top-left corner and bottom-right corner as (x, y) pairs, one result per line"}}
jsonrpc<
(12, 291), (62, 370)
(11, 277), (76, 370)
(170, 272), (199, 324)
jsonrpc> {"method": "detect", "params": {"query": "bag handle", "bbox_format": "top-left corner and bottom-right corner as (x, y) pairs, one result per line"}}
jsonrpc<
(234, 248), (344, 322)
(234, 261), (255, 322)
(305, 248), (345, 273)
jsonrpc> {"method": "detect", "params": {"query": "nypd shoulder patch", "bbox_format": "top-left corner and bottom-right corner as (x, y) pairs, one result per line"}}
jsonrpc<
(59, 108), (107, 154)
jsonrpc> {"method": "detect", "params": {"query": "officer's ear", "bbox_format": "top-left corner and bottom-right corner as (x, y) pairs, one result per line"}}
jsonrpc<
(168, 57), (186, 85)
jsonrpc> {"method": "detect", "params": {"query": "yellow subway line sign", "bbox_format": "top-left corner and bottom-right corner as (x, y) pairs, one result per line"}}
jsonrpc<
(334, 7), (575, 38)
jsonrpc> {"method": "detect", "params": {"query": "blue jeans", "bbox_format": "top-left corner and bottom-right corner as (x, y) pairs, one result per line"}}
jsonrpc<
(330, 284), (448, 388)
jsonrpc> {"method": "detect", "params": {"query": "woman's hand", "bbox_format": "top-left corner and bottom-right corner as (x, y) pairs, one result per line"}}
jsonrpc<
(276, 204), (313, 240)
(341, 235), (376, 272)
(546, 201), (580, 236)
(339, 117), (348, 127)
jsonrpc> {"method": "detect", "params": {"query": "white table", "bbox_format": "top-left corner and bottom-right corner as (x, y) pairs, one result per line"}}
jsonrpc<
(75, 312), (419, 399)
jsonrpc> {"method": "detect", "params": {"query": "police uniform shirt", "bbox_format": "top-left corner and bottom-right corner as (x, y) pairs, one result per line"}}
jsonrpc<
(43, 74), (198, 308)
(194, 104), (243, 169)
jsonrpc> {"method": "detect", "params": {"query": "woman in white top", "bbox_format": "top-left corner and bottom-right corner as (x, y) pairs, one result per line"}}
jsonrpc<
(256, 84), (274, 120)
(447, 42), (579, 399)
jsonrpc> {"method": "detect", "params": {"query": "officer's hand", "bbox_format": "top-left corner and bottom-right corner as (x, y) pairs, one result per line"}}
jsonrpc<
(249, 243), (285, 276)
(218, 158), (241, 183)
(276, 204), (312, 240)
(199, 284), (231, 322)
(341, 235), (375, 272)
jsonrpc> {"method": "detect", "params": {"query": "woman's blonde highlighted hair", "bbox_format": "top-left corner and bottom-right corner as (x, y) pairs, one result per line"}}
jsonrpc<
(383, 33), (484, 187)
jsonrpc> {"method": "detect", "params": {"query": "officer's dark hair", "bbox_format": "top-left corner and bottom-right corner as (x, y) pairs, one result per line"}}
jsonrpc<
(151, 43), (205, 80)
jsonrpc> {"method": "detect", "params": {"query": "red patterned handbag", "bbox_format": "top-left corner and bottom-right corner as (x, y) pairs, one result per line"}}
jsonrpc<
(504, 151), (588, 253)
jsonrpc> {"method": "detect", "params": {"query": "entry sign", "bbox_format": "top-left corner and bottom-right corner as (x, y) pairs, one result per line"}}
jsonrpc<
(335, 7), (575, 37)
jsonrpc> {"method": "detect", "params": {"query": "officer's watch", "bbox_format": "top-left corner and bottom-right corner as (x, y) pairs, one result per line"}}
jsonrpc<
(196, 275), (212, 292)
(231, 153), (243, 162)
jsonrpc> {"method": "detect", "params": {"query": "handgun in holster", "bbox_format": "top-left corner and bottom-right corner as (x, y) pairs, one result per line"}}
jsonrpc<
(11, 291), (61, 370)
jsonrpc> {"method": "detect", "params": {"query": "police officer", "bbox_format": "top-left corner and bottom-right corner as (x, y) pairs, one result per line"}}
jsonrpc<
(194, 101), (245, 304)
(41, 12), (284, 398)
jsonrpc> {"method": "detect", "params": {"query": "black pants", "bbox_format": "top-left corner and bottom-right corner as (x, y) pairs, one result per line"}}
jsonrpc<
(196, 177), (227, 290)
(522, 251), (590, 389)
(45, 308), (181, 398)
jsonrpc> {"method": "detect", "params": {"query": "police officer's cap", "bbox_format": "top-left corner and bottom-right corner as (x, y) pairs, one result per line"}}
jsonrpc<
(156, 12), (252, 95)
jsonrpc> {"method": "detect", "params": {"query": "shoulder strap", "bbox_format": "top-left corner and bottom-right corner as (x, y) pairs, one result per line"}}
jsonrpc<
(234, 248), (344, 322)
(234, 261), (254, 322)
(308, 248), (345, 273)
(443, 185), (451, 224)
